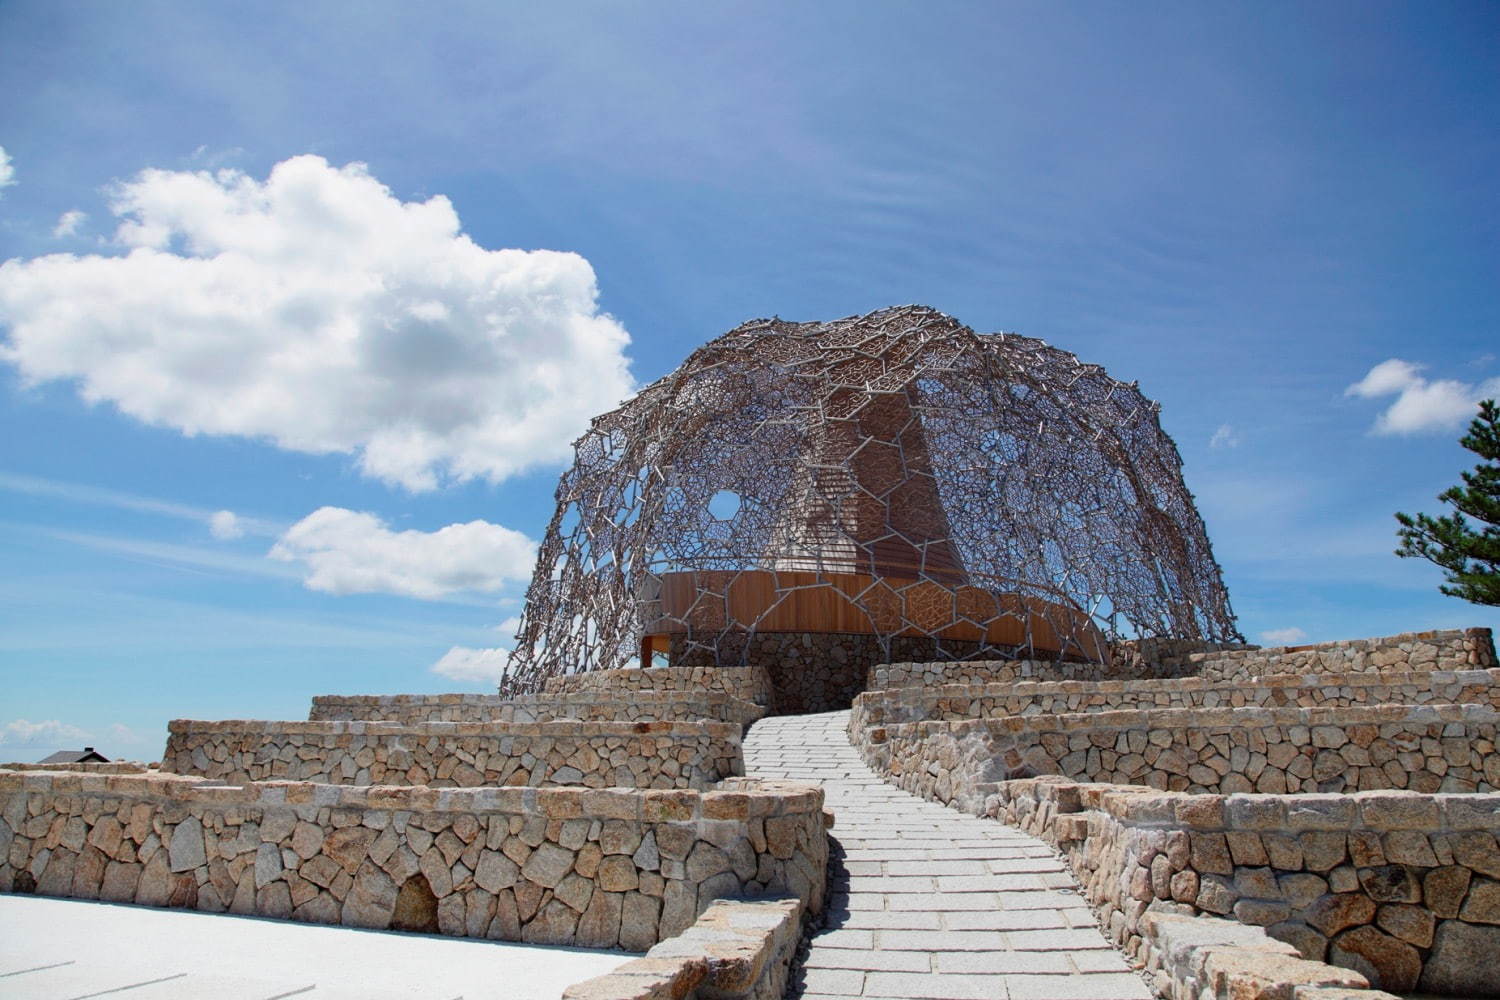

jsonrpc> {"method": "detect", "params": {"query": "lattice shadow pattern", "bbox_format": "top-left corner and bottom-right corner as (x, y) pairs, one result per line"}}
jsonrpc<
(501, 305), (1238, 694)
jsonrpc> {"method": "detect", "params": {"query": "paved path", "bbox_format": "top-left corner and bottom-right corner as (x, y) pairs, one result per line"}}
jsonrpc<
(0, 894), (629, 1000)
(744, 711), (1151, 1000)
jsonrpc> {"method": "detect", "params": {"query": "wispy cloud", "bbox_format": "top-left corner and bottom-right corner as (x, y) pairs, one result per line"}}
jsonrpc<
(209, 510), (245, 540)
(1346, 359), (1500, 434)
(1208, 424), (1239, 449)
(0, 718), (91, 747)
(0, 575), (498, 652)
(41, 527), (305, 582)
(1259, 626), (1307, 645)
(0, 471), (282, 537)
(52, 210), (88, 238)
(0, 145), (14, 195)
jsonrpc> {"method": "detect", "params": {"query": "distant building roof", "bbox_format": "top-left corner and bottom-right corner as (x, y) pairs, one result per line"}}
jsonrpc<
(38, 746), (110, 764)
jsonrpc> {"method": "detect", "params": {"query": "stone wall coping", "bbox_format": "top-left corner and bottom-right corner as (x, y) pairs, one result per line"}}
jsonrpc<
(542, 665), (773, 700)
(0, 760), (148, 773)
(857, 667), (1500, 703)
(0, 767), (823, 819)
(869, 627), (1496, 690)
(989, 775), (1500, 833)
(167, 718), (742, 739)
(563, 895), (802, 1000)
(1144, 910), (1395, 1000)
(311, 691), (757, 708)
(880, 701), (1500, 738)
(1184, 626), (1491, 662)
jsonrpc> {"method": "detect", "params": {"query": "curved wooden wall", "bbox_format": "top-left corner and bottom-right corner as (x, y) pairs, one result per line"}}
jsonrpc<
(641, 569), (1106, 662)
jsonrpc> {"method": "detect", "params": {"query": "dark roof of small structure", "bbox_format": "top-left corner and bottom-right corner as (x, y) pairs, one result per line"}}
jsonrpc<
(38, 747), (110, 764)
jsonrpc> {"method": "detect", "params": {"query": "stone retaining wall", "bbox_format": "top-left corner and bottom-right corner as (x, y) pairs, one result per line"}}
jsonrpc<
(543, 665), (774, 708)
(868, 658), (1117, 691)
(0, 761), (149, 774)
(671, 632), (997, 714)
(309, 692), (764, 729)
(980, 778), (1500, 996)
(861, 704), (1500, 804)
(868, 629), (1497, 691)
(851, 669), (1500, 731)
(1109, 638), (1258, 678)
(563, 895), (803, 1000)
(1187, 629), (1496, 685)
(162, 720), (743, 790)
(1144, 909), (1392, 1000)
(0, 769), (827, 952)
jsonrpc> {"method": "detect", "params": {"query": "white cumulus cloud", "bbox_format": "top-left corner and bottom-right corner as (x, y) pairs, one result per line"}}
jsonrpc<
(1259, 627), (1307, 646)
(0, 154), (635, 490)
(0, 146), (14, 194)
(269, 506), (537, 599)
(1, 718), (91, 747)
(431, 645), (511, 685)
(1346, 359), (1500, 435)
(209, 509), (245, 539)
(52, 210), (87, 238)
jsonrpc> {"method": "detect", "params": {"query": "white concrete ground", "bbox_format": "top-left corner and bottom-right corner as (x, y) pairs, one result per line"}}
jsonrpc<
(0, 895), (632, 1000)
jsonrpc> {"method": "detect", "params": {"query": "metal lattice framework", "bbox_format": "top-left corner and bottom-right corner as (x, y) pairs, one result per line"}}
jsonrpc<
(501, 305), (1238, 694)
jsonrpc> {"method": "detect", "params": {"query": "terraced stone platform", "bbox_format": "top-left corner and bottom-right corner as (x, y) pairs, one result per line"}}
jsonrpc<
(744, 711), (1152, 1000)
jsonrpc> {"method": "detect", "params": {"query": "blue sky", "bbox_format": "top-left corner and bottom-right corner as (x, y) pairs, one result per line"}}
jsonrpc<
(1, 2), (1497, 762)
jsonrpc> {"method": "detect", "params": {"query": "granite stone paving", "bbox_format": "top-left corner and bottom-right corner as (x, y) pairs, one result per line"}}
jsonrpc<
(744, 711), (1151, 1000)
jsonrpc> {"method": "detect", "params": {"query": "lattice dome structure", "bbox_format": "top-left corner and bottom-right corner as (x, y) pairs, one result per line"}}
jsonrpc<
(501, 305), (1238, 699)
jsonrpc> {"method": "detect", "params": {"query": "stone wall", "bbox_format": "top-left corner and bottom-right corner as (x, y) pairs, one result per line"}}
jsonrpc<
(0, 761), (149, 774)
(851, 669), (1500, 731)
(1109, 638), (1258, 678)
(861, 703), (1500, 805)
(162, 720), (743, 791)
(309, 692), (764, 729)
(1143, 909), (1389, 1000)
(564, 895), (803, 1000)
(869, 658), (1119, 691)
(981, 777), (1500, 996)
(1189, 628), (1497, 684)
(672, 632), (1007, 713)
(868, 629), (1497, 691)
(0, 768), (827, 952)
(543, 665), (775, 708)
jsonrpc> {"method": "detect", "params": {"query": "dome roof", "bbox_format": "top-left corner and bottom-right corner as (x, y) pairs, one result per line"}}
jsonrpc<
(503, 305), (1237, 693)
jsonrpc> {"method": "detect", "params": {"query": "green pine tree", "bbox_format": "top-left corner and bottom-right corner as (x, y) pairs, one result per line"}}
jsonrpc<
(1395, 399), (1500, 606)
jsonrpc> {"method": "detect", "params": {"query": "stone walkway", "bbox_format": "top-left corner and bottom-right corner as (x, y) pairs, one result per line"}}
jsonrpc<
(744, 711), (1151, 1000)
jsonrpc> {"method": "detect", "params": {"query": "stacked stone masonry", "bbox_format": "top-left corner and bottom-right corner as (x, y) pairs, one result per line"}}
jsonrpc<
(671, 632), (991, 714)
(310, 692), (764, 729)
(852, 668), (1500, 730)
(162, 720), (743, 790)
(0, 769), (826, 952)
(865, 703), (1499, 799)
(1184, 628), (1497, 684)
(981, 778), (1500, 997)
(870, 628), (1495, 691)
(564, 895), (803, 1000)
(1108, 638), (1259, 678)
(849, 626), (1500, 998)
(544, 665), (774, 708)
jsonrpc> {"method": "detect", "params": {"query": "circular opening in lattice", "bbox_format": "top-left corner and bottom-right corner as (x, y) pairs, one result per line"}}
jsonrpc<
(708, 490), (741, 521)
